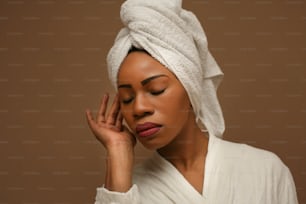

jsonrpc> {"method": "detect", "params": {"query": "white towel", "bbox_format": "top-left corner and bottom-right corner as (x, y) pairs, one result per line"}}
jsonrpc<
(107, 0), (225, 138)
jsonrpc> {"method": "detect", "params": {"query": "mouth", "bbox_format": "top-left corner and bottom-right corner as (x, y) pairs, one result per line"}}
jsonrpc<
(135, 122), (162, 138)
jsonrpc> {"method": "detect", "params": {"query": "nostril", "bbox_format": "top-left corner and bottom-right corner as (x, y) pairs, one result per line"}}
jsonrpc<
(133, 111), (152, 119)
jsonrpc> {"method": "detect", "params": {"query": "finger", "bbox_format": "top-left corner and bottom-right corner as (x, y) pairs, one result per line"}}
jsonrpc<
(97, 93), (109, 123)
(106, 94), (120, 125)
(85, 109), (98, 131)
(115, 111), (124, 131)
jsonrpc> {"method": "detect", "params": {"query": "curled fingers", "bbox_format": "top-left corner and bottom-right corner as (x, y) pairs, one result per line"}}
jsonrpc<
(115, 111), (124, 131)
(97, 93), (109, 123)
(105, 94), (121, 125)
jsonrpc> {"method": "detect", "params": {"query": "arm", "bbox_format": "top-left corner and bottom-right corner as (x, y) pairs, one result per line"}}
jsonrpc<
(86, 93), (137, 195)
(104, 142), (134, 192)
(281, 167), (299, 204)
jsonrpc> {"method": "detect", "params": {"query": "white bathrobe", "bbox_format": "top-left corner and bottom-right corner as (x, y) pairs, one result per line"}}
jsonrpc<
(94, 136), (298, 204)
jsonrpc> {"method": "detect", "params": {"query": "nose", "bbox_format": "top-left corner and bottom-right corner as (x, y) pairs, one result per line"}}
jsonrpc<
(133, 93), (154, 119)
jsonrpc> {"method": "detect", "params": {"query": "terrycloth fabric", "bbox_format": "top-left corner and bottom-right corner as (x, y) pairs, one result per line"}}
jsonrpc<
(95, 136), (299, 204)
(107, 0), (225, 138)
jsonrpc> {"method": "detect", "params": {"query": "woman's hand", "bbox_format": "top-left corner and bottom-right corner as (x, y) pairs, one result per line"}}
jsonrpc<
(86, 93), (136, 150)
(86, 93), (136, 192)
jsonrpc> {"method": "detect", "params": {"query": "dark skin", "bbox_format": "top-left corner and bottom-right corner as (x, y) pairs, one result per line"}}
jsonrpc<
(86, 51), (208, 194)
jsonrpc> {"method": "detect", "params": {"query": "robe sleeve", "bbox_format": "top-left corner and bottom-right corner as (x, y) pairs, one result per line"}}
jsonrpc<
(280, 167), (299, 204)
(94, 184), (140, 204)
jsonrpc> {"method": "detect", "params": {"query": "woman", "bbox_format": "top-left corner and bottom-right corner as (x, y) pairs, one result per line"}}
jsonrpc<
(86, 0), (298, 203)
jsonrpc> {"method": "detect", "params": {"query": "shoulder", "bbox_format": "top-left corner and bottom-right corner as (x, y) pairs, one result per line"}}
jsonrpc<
(207, 137), (298, 203)
(210, 136), (292, 183)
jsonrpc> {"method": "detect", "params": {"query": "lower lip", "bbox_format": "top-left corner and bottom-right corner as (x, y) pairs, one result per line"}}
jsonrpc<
(137, 127), (161, 138)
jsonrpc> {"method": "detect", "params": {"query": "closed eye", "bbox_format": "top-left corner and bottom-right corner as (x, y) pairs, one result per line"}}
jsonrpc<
(122, 97), (133, 104)
(151, 89), (165, 96)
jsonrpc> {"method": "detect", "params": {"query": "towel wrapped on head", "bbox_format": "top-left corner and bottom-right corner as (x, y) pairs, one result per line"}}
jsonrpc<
(107, 0), (225, 138)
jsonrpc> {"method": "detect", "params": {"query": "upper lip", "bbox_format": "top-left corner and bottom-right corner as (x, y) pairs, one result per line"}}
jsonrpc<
(135, 122), (162, 133)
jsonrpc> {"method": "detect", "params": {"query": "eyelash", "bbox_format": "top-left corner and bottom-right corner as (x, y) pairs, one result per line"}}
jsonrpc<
(121, 89), (165, 104)
(151, 89), (165, 95)
(122, 98), (133, 104)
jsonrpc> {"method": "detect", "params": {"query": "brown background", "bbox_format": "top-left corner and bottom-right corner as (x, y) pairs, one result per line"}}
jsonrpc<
(0, 0), (305, 203)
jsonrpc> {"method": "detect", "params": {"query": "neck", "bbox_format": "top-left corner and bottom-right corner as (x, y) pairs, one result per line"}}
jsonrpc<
(157, 117), (209, 170)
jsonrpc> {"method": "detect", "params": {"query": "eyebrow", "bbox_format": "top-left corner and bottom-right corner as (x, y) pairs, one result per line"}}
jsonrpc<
(118, 74), (168, 89)
(141, 74), (168, 86)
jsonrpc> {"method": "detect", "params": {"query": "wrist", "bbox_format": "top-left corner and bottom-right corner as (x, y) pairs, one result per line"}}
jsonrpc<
(105, 145), (134, 192)
(106, 141), (134, 157)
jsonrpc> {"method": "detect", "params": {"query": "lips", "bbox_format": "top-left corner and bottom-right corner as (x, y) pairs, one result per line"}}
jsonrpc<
(135, 122), (162, 138)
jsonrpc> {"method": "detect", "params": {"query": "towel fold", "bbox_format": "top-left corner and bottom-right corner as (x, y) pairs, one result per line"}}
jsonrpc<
(107, 0), (225, 138)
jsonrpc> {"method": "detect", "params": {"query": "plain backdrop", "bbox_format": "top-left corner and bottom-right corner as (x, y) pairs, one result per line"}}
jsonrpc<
(0, 0), (305, 203)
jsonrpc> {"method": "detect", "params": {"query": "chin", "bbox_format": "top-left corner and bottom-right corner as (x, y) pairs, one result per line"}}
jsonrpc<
(139, 139), (166, 151)
(137, 129), (174, 150)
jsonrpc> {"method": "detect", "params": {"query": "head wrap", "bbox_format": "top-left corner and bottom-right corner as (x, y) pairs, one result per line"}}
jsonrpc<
(107, 0), (225, 138)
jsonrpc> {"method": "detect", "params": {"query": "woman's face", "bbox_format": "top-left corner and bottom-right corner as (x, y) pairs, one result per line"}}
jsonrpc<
(117, 51), (193, 150)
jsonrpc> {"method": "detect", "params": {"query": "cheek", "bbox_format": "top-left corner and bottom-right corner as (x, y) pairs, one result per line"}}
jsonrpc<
(172, 87), (190, 109)
(120, 107), (134, 127)
(174, 91), (191, 118)
(162, 89), (191, 120)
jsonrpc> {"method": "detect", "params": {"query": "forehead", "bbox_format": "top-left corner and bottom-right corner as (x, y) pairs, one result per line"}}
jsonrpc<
(117, 51), (176, 84)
